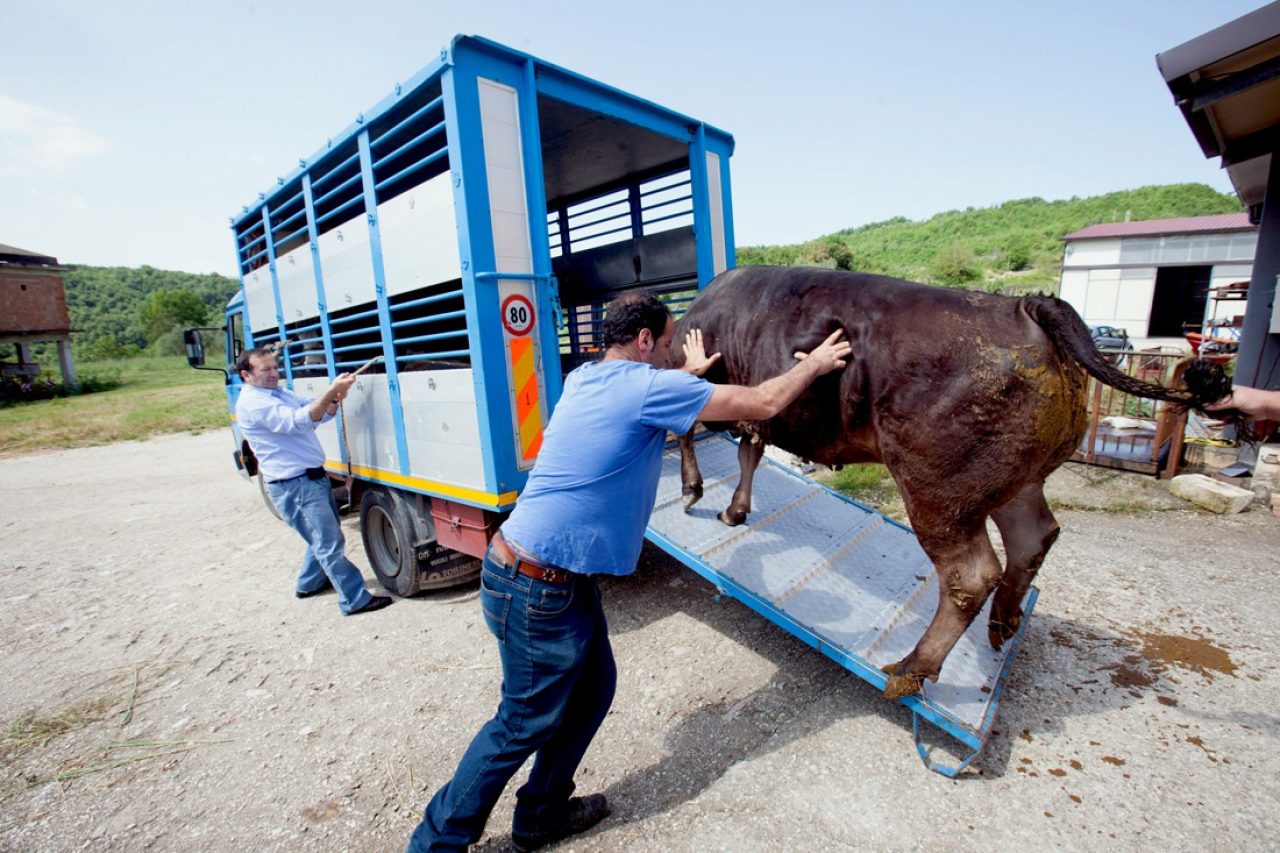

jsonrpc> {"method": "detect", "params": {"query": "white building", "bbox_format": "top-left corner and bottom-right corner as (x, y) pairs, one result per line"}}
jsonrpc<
(1058, 213), (1257, 349)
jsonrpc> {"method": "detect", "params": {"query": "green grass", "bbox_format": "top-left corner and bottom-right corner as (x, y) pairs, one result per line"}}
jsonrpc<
(817, 463), (908, 521)
(0, 356), (228, 457)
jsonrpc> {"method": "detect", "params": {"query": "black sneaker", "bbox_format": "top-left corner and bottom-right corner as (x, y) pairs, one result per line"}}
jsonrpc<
(511, 794), (610, 852)
(347, 595), (393, 615)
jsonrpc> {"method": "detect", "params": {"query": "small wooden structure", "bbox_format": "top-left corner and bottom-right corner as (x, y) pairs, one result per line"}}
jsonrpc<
(1072, 350), (1190, 478)
(0, 243), (77, 388)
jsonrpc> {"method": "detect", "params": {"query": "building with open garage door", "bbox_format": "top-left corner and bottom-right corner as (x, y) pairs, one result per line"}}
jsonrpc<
(1058, 213), (1257, 352)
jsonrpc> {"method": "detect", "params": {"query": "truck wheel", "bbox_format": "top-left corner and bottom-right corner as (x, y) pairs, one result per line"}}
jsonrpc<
(359, 488), (422, 597)
(257, 472), (283, 521)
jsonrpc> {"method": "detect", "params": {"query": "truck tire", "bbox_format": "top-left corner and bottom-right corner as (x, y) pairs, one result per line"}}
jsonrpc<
(359, 488), (422, 597)
(257, 472), (283, 521)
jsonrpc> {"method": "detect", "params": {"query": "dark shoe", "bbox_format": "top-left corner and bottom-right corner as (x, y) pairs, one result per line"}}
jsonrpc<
(295, 579), (334, 599)
(511, 794), (610, 852)
(347, 594), (393, 615)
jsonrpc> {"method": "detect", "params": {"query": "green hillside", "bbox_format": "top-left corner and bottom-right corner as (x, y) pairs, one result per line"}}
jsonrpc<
(736, 183), (1243, 291)
(60, 266), (240, 358)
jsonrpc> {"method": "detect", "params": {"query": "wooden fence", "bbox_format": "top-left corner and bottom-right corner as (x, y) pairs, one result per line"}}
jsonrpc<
(1072, 349), (1191, 478)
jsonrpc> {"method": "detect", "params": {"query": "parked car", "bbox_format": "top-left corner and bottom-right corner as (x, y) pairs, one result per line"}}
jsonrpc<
(1090, 325), (1130, 366)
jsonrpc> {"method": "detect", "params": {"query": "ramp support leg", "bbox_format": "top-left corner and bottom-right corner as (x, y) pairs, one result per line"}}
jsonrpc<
(911, 711), (981, 777)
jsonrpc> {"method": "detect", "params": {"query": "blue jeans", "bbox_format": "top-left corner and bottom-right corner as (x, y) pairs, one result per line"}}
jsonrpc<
(267, 475), (373, 614)
(407, 549), (617, 852)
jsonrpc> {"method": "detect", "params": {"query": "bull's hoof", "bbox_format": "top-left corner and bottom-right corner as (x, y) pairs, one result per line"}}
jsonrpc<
(881, 660), (932, 699)
(882, 669), (926, 699)
(717, 508), (747, 526)
(987, 611), (1021, 652)
(681, 485), (703, 513)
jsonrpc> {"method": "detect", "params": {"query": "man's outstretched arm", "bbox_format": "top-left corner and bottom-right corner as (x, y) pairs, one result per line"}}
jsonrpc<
(696, 329), (852, 422)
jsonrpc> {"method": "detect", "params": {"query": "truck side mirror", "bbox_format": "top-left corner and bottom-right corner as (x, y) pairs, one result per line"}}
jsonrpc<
(184, 329), (205, 367)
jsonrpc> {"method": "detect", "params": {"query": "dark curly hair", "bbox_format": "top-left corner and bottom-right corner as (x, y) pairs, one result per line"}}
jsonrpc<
(602, 292), (671, 348)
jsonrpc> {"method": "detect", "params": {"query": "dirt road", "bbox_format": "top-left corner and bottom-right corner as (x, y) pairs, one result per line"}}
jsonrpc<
(2, 431), (1278, 850)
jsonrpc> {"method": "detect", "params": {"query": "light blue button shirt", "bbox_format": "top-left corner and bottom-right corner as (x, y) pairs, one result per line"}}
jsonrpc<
(235, 384), (334, 481)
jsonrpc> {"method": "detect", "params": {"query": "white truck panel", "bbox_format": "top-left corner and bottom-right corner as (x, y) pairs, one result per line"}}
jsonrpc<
(400, 370), (486, 489)
(275, 244), (319, 324)
(318, 219), (376, 312)
(377, 173), (462, 297)
(340, 373), (400, 472)
(707, 151), (727, 275)
(479, 78), (533, 276)
(245, 266), (279, 333)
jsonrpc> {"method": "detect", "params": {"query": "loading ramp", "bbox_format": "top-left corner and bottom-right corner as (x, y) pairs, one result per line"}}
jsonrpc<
(645, 433), (1038, 776)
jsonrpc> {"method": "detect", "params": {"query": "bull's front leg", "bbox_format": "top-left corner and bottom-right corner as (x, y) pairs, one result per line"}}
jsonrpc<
(719, 433), (764, 526)
(678, 429), (703, 512)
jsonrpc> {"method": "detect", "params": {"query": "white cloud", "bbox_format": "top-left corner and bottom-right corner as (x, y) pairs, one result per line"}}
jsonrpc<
(0, 95), (108, 176)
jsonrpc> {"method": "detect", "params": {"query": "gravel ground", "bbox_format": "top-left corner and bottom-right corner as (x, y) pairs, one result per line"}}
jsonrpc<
(1, 430), (1278, 851)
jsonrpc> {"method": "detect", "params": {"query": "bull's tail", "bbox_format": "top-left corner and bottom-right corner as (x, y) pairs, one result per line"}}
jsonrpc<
(1022, 295), (1231, 411)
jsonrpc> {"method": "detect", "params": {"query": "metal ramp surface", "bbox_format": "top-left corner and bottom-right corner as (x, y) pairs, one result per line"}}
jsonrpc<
(646, 433), (1038, 775)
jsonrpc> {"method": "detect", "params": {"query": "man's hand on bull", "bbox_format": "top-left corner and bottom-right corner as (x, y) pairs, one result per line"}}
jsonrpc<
(680, 329), (723, 376)
(793, 329), (852, 374)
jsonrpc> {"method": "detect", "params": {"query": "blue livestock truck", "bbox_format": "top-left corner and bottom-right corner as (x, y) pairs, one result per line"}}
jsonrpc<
(187, 35), (736, 595)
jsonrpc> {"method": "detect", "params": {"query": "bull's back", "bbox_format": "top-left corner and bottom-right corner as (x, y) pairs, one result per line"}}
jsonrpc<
(676, 266), (1088, 475)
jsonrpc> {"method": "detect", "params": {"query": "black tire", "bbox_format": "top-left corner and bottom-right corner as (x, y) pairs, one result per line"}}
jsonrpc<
(359, 488), (422, 597)
(257, 472), (283, 521)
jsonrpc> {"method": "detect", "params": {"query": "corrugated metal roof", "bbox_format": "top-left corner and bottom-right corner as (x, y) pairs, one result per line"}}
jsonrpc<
(1061, 213), (1254, 241)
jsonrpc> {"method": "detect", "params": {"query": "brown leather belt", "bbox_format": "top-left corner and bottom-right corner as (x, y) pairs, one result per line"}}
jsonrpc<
(490, 531), (574, 584)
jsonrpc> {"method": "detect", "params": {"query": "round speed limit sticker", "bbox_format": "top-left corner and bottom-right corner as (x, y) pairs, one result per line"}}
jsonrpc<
(501, 294), (535, 337)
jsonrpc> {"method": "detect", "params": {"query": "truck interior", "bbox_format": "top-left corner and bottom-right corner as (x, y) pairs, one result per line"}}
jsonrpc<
(537, 95), (701, 374)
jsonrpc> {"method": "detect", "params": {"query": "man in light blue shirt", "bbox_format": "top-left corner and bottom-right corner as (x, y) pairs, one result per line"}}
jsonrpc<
(235, 348), (392, 616)
(409, 294), (851, 852)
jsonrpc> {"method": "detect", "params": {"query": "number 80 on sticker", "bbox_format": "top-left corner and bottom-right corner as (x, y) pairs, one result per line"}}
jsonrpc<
(501, 294), (535, 337)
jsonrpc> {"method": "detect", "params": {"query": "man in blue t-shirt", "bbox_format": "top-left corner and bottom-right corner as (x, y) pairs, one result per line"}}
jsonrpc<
(408, 293), (851, 852)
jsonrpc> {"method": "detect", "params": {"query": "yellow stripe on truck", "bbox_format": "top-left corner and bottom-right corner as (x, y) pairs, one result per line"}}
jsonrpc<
(325, 460), (517, 509)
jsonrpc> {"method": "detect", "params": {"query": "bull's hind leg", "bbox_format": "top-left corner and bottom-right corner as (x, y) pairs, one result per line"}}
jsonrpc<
(678, 430), (703, 512)
(987, 482), (1060, 650)
(719, 435), (765, 526)
(883, 523), (1003, 699)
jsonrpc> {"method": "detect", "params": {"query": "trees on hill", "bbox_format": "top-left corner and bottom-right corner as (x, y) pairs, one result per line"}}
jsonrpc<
(60, 265), (238, 359)
(736, 183), (1243, 291)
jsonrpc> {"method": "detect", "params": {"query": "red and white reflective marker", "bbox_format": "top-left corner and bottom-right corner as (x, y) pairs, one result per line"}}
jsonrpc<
(501, 294), (535, 337)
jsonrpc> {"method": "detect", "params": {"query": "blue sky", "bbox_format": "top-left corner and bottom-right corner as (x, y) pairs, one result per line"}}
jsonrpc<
(0, 0), (1266, 277)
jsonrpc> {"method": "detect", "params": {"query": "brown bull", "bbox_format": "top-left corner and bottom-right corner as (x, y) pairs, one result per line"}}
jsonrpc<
(670, 265), (1223, 699)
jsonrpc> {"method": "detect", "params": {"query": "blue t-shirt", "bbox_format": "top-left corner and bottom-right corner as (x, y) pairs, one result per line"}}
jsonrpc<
(500, 359), (714, 576)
